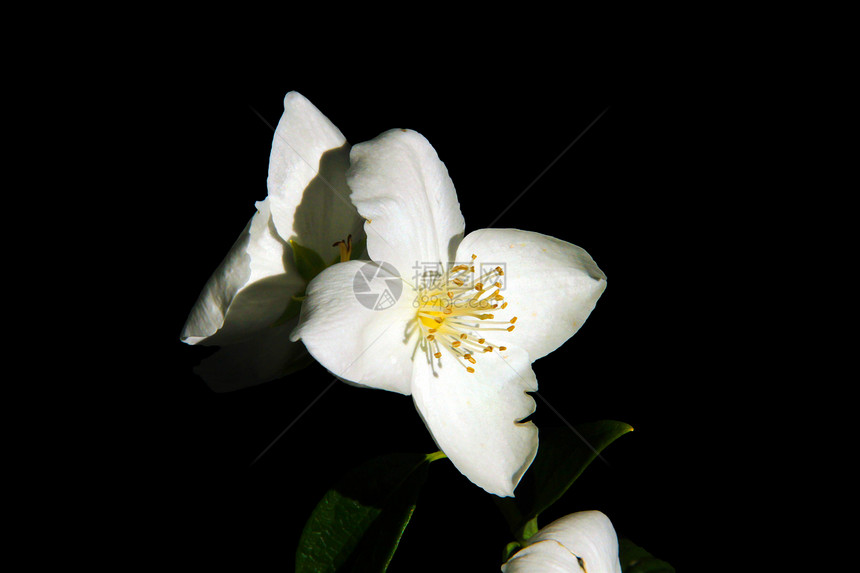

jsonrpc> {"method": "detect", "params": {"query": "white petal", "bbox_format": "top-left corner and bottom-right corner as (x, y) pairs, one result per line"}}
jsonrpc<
(347, 129), (465, 278)
(456, 228), (606, 361)
(267, 92), (364, 255)
(193, 317), (311, 392)
(501, 540), (582, 572)
(290, 260), (416, 395)
(181, 198), (303, 346)
(527, 511), (622, 573)
(410, 345), (538, 497)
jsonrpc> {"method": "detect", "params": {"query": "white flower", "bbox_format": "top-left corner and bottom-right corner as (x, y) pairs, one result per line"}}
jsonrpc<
(290, 129), (606, 496)
(181, 92), (365, 392)
(502, 511), (622, 572)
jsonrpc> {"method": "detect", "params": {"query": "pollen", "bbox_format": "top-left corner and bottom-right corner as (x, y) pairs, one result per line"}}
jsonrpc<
(413, 254), (518, 374)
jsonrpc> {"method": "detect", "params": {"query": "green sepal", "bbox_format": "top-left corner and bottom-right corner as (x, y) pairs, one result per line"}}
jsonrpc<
(291, 240), (328, 283)
(501, 541), (522, 563)
(518, 516), (539, 543)
(295, 453), (434, 573)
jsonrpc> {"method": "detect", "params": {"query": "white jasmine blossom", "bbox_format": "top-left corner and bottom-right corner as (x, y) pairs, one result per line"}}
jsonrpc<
(181, 92), (364, 392)
(290, 129), (605, 496)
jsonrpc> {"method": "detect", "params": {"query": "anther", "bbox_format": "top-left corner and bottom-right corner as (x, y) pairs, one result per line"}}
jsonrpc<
(413, 252), (516, 375)
(332, 234), (353, 262)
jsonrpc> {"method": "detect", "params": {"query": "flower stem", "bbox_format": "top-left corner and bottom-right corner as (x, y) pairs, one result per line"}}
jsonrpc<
(425, 451), (447, 463)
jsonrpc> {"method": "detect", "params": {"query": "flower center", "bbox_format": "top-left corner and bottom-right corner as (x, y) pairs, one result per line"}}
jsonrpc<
(413, 254), (517, 374)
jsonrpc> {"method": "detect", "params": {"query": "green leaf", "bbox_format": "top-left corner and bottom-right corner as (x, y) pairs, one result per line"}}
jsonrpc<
(295, 453), (435, 573)
(619, 538), (675, 573)
(496, 420), (633, 540)
(290, 240), (328, 283)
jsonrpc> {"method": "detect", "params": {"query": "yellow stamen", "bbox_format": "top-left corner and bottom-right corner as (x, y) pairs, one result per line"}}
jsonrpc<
(332, 234), (353, 262)
(412, 252), (517, 374)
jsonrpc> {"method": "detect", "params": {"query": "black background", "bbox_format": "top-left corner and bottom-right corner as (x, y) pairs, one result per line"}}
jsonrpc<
(110, 39), (753, 571)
